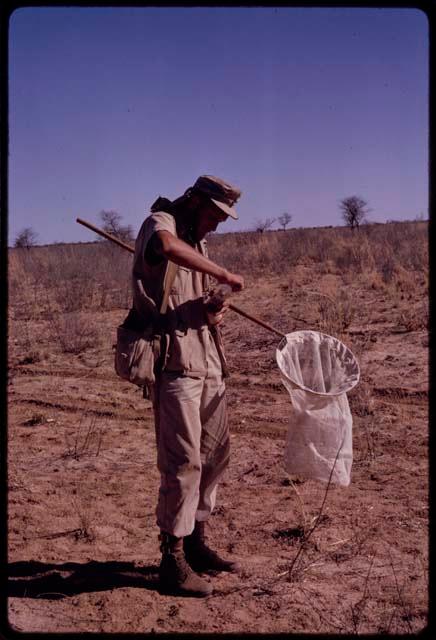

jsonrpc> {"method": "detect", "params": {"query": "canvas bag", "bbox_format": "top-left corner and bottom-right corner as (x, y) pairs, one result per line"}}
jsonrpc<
(276, 330), (360, 486)
(115, 261), (178, 386)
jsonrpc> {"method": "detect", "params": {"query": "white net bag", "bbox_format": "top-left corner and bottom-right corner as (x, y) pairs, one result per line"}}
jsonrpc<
(276, 330), (360, 486)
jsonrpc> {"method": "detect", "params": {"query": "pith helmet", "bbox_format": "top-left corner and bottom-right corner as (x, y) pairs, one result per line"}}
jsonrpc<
(192, 175), (241, 220)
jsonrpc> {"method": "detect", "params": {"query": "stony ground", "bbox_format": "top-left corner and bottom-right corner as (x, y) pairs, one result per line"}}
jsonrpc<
(7, 267), (428, 633)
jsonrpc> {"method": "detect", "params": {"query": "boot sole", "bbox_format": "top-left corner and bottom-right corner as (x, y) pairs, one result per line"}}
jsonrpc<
(186, 561), (242, 574)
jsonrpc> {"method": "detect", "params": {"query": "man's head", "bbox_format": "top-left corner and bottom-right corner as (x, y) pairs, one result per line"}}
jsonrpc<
(189, 175), (241, 240)
(192, 175), (241, 220)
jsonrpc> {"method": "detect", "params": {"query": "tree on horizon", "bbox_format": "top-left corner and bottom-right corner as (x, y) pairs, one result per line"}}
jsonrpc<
(278, 212), (292, 230)
(98, 210), (134, 244)
(14, 227), (38, 249)
(339, 196), (370, 231)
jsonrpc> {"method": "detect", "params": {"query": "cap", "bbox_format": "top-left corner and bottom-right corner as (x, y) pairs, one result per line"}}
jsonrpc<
(192, 175), (241, 220)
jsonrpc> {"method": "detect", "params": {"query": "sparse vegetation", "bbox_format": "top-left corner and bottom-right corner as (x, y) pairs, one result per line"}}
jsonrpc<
(9, 221), (427, 321)
(7, 218), (428, 633)
(208, 220), (428, 281)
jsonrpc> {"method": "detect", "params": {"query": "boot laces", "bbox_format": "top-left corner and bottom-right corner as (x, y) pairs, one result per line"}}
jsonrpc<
(160, 533), (194, 581)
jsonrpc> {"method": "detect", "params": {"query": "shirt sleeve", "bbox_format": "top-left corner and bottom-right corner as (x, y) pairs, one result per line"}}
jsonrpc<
(136, 212), (177, 264)
(142, 212), (176, 244)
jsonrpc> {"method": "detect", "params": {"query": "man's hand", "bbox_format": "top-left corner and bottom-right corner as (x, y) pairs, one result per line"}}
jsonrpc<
(206, 299), (230, 326)
(216, 269), (244, 292)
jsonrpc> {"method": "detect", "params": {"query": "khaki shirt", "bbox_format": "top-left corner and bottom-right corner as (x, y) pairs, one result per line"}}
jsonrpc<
(132, 211), (226, 377)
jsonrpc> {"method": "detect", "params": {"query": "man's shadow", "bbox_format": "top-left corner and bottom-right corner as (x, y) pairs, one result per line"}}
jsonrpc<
(8, 560), (160, 600)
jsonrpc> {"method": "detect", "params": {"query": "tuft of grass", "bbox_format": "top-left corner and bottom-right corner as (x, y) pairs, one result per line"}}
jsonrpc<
(397, 302), (428, 332)
(349, 379), (374, 418)
(285, 441), (344, 582)
(49, 311), (100, 354)
(63, 414), (104, 460)
(316, 289), (354, 337)
(72, 497), (95, 543)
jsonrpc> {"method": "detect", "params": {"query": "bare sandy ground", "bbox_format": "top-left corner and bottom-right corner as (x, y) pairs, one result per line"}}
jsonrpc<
(7, 270), (428, 633)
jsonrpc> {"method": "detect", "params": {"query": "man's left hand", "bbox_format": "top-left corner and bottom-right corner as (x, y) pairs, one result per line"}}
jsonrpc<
(206, 299), (230, 326)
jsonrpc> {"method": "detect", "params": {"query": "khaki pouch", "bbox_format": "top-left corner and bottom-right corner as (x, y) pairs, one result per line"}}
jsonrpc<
(115, 326), (161, 386)
(114, 260), (178, 387)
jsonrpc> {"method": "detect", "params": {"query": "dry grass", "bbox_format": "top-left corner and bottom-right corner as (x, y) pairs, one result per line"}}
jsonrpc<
(49, 311), (101, 354)
(9, 242), (132, 319)
(8, 220), (427, 364)
(208, 220), (428, 280)
(63, 414), (105, 461)
(9, 221), (427, 312)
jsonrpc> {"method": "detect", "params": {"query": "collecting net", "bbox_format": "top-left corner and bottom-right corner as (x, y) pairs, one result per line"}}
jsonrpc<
(276, 330), (360, 486)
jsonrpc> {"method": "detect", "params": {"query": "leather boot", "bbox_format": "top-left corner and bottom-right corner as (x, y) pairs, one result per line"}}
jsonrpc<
(158, 532), (213, 597)
(184, 520), (241, 573)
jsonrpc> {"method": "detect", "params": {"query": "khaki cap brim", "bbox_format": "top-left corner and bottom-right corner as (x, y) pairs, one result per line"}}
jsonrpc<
(210, 197), (239, 220)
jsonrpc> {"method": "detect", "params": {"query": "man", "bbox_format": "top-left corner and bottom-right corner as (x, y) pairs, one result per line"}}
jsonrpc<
(131, 175), (244, 597)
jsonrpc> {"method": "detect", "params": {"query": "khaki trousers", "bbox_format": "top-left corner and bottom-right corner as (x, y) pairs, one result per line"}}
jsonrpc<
(153, 361), (230, 538)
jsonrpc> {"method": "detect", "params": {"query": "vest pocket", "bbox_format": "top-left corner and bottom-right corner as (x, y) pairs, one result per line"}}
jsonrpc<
(171, 266), (192, 296)
(166, 327), (191, 372)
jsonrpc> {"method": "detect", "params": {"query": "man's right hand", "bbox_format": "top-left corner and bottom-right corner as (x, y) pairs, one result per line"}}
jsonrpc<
(217, 269), (244, 292)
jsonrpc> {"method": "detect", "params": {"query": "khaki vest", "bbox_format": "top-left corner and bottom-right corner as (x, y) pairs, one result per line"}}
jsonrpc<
(132, 211), (226, 377)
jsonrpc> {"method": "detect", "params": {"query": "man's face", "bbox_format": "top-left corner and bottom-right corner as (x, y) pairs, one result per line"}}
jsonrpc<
(194, 202), (228, 240)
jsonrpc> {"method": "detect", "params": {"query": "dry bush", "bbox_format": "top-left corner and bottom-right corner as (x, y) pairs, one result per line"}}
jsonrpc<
(286, 285), (356, 340)
(316, 289), (354, 337)
(330, 235), (376, 274)
(9, 319), (45, 365)
(347, 326), (377, 443)
(49, 311), (100, 354)
(348, 379), (375, 417)
(72, 489), (96, 542)
(63, 414), (105, 460)
(349, 387), (377, 464)
(398, 301), (429, 332)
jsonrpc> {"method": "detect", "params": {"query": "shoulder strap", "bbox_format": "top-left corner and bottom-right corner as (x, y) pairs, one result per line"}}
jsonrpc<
(160, 260), (178, 314)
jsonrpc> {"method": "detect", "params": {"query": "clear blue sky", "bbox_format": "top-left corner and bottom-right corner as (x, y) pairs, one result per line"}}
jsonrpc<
(8, 6), (428, 245)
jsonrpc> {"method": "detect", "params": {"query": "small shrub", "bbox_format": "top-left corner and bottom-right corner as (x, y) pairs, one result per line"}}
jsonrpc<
(72, 497), (96, 542)
(52, 276), (98, 313)
(317, 289), (354, 336)
(398, 303), (429, 332)
(364, 270), (387, 291)
(17, 351), (42, 365)
(49, 312), (100, 354)
(64, 414), (104, 460)
(349, 380), (375, 417)
(380, 255), (397, 284)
